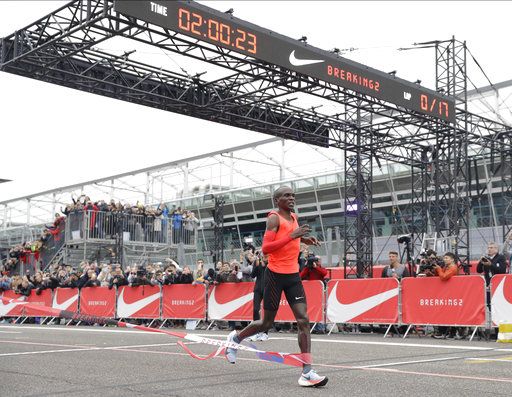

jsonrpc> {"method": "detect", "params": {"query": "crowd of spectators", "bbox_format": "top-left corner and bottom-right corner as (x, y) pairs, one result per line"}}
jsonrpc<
(1, 213), (65, 274)
(0, 194), (200, 276)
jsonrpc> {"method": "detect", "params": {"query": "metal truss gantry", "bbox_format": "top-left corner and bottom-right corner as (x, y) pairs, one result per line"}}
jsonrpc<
(1, 1), (511, 276)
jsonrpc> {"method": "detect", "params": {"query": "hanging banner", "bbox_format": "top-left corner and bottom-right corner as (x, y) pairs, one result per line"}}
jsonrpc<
(52, 288), (79, 312)
(326, 279), (399, 324)
(273, 280), (324, 323)
(0, 290), (24, 316)
(117, 285), (161, 319)
(491, 274), (512, 326)
(79, 287), (116, 318)
(208, 282), (254, 321)
(162, 284), (206, 320)
(402, 276), (486, 326)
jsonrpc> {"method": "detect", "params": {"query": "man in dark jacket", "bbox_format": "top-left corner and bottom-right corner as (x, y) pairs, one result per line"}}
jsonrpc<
(477, 242), (507, 286)
(248, 254), (269, 341)
(177, 266), (194, 284)
(109, 267), (128, 289)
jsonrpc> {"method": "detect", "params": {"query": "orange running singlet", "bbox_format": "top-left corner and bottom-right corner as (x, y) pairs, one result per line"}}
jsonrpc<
(267, 210), (301, 274)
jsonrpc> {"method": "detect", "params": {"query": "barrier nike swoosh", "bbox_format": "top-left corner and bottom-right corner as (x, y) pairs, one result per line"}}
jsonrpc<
(289, 50), (324, 67)
(52, 291), (78, 311)
(117, 289), (161, 318)
(0, 296), (26, 316)
(326, 282), (398, 323)
(491, 277), (512, 325)
(208, 287), (253, 319)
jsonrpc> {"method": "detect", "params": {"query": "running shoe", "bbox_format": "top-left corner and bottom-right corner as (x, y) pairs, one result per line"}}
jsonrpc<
(298, 369), (328, 387)
(225, 330), (238, 364)
(257, 332), (269, 341)
(246, 333), (258, 342)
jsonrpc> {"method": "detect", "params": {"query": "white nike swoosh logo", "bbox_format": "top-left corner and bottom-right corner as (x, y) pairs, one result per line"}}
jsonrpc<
(116, 288), (161, 318)
(491, 277), (512, 326)
(0, 296), (26, 316)
(52, 291), (79, 311)
(289, 50), (324, 67)
(208, 287), (253, 320)
(326, 282), (398, 323)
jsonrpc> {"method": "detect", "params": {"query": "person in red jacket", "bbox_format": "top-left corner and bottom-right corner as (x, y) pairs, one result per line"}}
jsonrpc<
(300, 254), (328, 281)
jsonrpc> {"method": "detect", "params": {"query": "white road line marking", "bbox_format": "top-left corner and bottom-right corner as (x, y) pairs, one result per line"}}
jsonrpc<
(0, 331), (21, 334)
(356, 356), (463, 368)
(97, 347), (512, 384)
(466, 357), (512, 363)
(0, 325), (507, 353)
(271, 336), (495, 351)
(0, 325), (167, 335)
(0, 340), (93, 349)
(0, 347), (100, 357)
(0, 340), (198, 358)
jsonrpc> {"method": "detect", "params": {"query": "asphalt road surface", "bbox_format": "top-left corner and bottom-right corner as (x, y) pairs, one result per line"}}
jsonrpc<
(1, 325), (512, 396)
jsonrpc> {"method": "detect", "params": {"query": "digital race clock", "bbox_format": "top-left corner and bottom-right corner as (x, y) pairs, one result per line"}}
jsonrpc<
(114, 1), (455, 123)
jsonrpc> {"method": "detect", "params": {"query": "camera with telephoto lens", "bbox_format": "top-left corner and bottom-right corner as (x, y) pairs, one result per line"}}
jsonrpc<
(417, 250), (443, 273)
(136, 268), (147, 277)
(242, 242), (255, 253)
(306, 254), (320, 268)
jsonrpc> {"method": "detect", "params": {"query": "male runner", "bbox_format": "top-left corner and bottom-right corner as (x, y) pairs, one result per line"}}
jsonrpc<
(225, 186), (328, 387)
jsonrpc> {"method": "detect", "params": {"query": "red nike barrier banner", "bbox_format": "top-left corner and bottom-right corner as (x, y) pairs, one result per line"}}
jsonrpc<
(117, 286), (161, 319)
(491, 274), (512, 326)
(208, 282), (254, 321)
(79, 287), (116, 318)
(402, 275), (486, 326)
(326, 279), (399, 324)
(52, 288), (79, 312)
(162, 284), (206, 320)
(0, 290), (24, 316)
(23, 289), (53, 317)
(273, 281), (324, 323)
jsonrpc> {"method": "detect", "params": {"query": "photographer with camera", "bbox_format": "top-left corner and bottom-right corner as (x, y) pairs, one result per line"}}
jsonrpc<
(381, 251), (410, 280)
(300, 254), (328, 282)
(431, 252), (463, 339)
(416, 249), (444, 277)
(300, 253), (327, 334)
(109, 266), (128, 289)
(130, 268), (151, 287)
(477, 242), (507, 286)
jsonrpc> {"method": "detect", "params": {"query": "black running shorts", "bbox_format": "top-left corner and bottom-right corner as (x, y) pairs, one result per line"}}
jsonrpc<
(263, 267), (306, 311)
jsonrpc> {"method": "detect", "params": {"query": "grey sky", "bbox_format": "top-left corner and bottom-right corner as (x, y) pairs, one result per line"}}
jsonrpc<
(0, 1), (509, 201)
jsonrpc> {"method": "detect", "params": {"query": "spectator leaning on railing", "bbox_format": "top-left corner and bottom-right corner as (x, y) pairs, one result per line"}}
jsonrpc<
(431, 252), (465, 339)
(381, 251), (410, 280)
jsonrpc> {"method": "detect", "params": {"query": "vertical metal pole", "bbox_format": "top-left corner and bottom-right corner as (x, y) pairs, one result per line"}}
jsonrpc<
(26, 199), (31, 225)
(229, 153), (234, 189)
(280, 139), (285, 180)
(145, 172), (150, 205)
(183, 163), (189, 197)
(0, 38), (5, 67)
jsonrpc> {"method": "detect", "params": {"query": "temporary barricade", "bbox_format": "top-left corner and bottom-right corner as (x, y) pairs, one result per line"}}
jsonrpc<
(117, 285), (161, 319)
(491, 274), (512, 327)
(52, 288), (79, 312)
(79, 287), (116, 318)
(23, 289), (53, 317)
(401, 275), (486, 326)
(207, 282), (254, 321)
(0, 290), (24, 316)
(162, 284), (206, 320)
(326, 278), (399, 324)
(273, 280), (324, 323)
